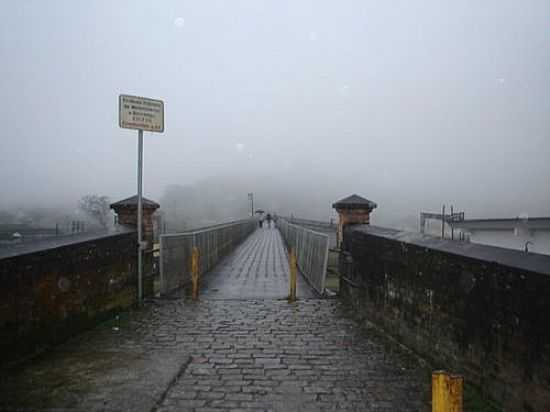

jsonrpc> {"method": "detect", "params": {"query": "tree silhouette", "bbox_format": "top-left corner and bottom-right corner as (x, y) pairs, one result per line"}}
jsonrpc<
(78, 195), (111, 228)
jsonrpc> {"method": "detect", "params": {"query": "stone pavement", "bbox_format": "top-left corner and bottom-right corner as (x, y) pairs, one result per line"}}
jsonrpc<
(0, 299), (429, 412)
(200, 227), (315, 299)
(0, 301), (192, 412)
(156, 299), (430, 412)
(0, 228), (430, 411)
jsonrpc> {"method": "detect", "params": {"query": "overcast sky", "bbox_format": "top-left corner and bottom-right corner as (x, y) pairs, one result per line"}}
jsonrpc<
(1, 1), (549, 221)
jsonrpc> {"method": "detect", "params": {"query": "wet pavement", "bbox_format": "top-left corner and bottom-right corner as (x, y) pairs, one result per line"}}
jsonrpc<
(201, 227), (315, 299)
(0, 229), (430, 412)
(0, 302), (191, 412)
(156, 299), (430, 412)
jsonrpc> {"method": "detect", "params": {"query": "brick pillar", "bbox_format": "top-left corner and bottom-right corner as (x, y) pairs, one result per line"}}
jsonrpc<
(332, 194), (377, 249)
(110, 195), (160, 299)
(110, 195), (160, 249)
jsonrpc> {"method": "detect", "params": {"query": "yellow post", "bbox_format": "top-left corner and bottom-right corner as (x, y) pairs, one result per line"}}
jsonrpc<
(448, 374), (464, 412)
(288, 248), (297, 303)
(191, 247), (200, 301)
(432, 371), (463, 412)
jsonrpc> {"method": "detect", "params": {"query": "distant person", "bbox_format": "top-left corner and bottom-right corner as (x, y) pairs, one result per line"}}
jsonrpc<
(266, 213), (272, 228)
(259, 218), (263, 228)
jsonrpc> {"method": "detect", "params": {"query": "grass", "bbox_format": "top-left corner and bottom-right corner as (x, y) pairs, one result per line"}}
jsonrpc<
(464, 383), (502, 412)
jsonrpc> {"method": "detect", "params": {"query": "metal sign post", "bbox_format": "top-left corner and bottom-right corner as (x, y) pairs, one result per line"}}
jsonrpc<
(137, 129), (143, 302)
(119, 94), (164, 303)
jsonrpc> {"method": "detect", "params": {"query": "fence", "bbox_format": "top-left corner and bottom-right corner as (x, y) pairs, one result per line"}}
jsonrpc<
(277, 218), (329, 295)
(285, 216), (336, 229)
(282, 216), (338, 249)
(159, 219), (256, 296)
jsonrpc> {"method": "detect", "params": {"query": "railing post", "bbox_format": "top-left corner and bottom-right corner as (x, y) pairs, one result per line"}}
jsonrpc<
(191, 246), (200, 301)
(432, 371), (463, 412)
(288, 248), (297, 303)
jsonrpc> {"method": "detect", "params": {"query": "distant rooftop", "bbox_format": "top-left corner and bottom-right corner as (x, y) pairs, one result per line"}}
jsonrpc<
(110, 195), (160, 209)
(455, 216), (550, 230)
(332, 194), (377, 210)
(0, 224), (58, 240)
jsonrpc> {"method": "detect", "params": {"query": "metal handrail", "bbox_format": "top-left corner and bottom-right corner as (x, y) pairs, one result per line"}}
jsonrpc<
(278, 218), (329, 295)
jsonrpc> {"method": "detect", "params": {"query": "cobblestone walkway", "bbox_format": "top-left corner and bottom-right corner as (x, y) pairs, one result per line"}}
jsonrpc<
(157, 299), (429, 412)
(201, 228), (315, 299)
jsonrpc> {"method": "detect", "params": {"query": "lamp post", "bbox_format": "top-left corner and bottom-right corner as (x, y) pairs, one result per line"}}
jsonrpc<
(248, 193), (254, 217)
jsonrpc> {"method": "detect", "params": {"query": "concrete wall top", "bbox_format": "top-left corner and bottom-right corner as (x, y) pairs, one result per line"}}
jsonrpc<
(0, 226), (136, 260)
(351, 224), (550, 276)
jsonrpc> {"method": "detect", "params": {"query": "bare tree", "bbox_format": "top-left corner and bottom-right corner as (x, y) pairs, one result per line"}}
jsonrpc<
(78, 195), (111, 228)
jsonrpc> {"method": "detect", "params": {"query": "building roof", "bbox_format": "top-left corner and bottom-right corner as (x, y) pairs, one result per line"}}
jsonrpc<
(0, 224), (58, 240)
(332, 194), (377, 210)
(110, 195), (160, 210)
(455, 217), (550, 231)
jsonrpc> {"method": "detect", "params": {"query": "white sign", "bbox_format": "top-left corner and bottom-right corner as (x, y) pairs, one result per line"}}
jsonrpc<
(119, 94), (164, 133)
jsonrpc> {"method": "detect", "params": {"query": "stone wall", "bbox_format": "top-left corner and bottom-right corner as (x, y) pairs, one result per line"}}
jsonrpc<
(0, 229), (152, 366)
(340, 225), (550, 411)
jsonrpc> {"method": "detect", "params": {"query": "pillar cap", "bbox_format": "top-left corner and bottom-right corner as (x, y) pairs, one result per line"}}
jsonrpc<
(332, 194), (377, 211)
(110, 195), (160, 211)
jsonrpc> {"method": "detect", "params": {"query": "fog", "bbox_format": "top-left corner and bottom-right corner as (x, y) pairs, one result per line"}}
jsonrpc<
(1, 1), (549, 230)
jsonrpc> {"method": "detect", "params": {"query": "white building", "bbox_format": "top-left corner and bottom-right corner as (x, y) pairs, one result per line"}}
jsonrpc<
(454, 217), (550, 256)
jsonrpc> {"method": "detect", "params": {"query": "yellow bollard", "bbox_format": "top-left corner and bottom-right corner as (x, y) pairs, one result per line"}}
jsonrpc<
(288, 248), (297, 303)
(432, 371), (463, 412)
(448, 374), (464, 412)
(191, 247), (200, 301)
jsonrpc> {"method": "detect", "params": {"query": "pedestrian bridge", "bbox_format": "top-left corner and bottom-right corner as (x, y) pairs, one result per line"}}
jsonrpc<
(159, 218), (329, 300)
(2, 204), (549, 411)
(0, 219), (430, 412)
(198, 228), (316, 300)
